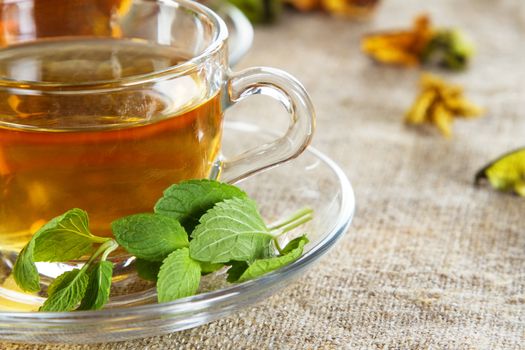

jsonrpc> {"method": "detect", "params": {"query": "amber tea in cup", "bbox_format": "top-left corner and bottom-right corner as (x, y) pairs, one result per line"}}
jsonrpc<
(0, 0), (314, 305)
(0, 39), (222, 249)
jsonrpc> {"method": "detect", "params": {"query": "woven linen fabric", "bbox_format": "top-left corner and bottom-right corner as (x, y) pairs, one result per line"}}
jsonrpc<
(3, 0), (525, 348)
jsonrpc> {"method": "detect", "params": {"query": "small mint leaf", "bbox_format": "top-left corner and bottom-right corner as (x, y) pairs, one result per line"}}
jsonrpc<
(46, 269), (80, 297)
(189, 197), (273, 264)
(236, 236), (308, 283)
(154, 179), (248, 233)
(77, 261), (113, 311)
(157, 248), (201, 303)
(12, 241), (39, 292)
(135, 259), (162, 282)
(40, 269), (89, 312)
(33, 209), (100, 262)
(112, 213), (188, 262)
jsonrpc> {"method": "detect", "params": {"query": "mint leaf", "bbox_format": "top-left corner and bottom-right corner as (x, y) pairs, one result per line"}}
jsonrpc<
(77, 261), (113, 310)
(33, 208), (103, 262)
(226, 261), (248, 283)
(154, 180), (248, 233)
(236, 236), (309, 283)
(157, 248), (201, 303)
(112, 213), (188, 262)
(12, 241), (39, 292)
(40, 269), (89, 312)
(189, 197), (273, 264)
(200, 262), (223, 275)
(135, 259), (162, 282)
(46, 269), (81, 296)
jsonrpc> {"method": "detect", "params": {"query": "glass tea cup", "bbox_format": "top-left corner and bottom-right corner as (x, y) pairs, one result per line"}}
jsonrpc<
(0, 0), (315, 291)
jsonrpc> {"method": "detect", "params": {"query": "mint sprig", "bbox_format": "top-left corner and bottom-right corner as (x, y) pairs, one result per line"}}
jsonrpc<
(13, 209), (110, 293)
(12, 180), (312, 311)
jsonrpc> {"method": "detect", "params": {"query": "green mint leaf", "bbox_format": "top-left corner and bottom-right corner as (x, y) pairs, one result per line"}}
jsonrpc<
(154, 179), (248, 233)
(189, 197), (273, 264)
(77, 261), (113, 311)
(236, 235), (309, 283)
(226, 261), (249, 283)
(157, 248), (201, 303)
(33, 208), (102, 262)
(135, 259), (162, 282)
(199, 262), (223, 275)
(40, 269), (89, 312)
(112, 213), (188, 262)
(46, 269), (80, 297)
(281, 235), (309, 254)
(12, 241), (40, 292)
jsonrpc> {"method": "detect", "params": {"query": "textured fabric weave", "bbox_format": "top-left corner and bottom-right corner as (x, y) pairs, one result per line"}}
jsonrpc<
(3, 0), (525, 348)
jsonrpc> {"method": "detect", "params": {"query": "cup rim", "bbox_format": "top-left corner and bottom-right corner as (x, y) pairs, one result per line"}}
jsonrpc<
(0, 0), (229, 91)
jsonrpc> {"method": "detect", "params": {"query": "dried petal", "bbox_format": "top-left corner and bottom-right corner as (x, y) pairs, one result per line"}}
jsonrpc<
(443, 97), (484, 118)
(430, 103), (453, 137)
(405, 90), (436, 124)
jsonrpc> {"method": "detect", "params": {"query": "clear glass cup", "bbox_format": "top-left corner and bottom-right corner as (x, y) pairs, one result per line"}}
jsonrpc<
(203, 1), (254, 65)
(0, 0), (315, 300)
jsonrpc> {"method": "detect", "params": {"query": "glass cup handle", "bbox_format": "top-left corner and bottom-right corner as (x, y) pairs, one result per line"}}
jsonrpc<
(219, 67), (316, 183)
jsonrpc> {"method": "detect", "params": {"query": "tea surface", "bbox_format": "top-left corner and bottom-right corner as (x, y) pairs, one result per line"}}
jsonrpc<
(0, 39), (223, 249)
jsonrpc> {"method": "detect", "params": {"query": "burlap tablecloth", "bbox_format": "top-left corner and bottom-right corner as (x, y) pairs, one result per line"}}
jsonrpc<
(4, 0), (525, 348)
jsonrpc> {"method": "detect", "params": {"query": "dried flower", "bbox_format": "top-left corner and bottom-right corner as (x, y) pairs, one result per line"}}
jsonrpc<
(405, 74), (483, 137)
(362, 15), (432, 66)
(361, 15), (474, 70)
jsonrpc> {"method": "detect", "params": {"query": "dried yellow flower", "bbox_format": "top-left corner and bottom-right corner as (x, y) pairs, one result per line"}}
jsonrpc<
(361, 15), (434, 66)
(361, 15), (475, 70)
(405, 74), (483, 137)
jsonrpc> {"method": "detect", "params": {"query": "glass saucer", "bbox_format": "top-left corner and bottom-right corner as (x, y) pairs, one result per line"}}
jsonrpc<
(0, 121), (355, 344)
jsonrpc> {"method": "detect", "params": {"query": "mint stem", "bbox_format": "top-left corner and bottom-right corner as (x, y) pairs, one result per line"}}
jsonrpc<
(269, 207), (313, 237)
(81, 240), (118, 272)
(101, 240), (119, 261)
(275, 215), (313, 235)
(273, 238), (284, 255)
(268, 207), (313, 231)
(90, 235), (112, 244)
